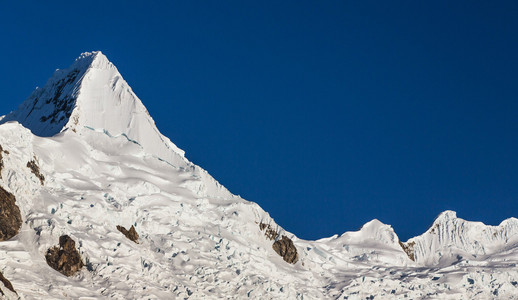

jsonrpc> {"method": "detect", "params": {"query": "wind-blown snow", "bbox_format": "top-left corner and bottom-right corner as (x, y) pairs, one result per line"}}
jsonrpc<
(0, 52), (518, 299)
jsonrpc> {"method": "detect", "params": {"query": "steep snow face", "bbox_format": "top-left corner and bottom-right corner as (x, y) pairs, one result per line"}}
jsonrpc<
(1, 51), (185, 166)
(407, 210), (518, 266)
(2, 52), (233, 199)
(1, 55), (88, 136)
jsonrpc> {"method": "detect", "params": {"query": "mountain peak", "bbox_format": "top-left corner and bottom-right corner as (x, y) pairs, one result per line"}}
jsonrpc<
(1, 51), (186, 163)
(433, 210), (458, 224)
(73, 51), (113, 71)
(76, 50), (102, 61)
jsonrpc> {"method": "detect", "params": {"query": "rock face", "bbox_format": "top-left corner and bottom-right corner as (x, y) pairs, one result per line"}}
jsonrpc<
(0, 186), (22, 241)
(45, 235), (84, 276)
(399, 240), (415, 261)
(117, 225), (139, 243)
(272, 236), (298, 264)
(0, 145), (4, 179)
(0, 271), (16, 295)
(27, 159), (45, 185)
(259, 223), (278, 241)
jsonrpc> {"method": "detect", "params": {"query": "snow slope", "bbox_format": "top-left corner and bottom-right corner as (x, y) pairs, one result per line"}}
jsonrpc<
(1, 52), (184, 161)
(406, 210), (518, 266)
(0, 52), (518, 299)
(1, 51), (231, 200)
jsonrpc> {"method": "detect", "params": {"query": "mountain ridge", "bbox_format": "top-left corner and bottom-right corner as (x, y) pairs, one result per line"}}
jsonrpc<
(4, 51), (515, 247)
(0, 52), (517, 299)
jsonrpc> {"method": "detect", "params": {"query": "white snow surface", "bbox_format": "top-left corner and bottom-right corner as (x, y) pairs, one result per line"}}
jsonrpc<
(1, 51), (231, 200)
(2, 51), (186, 168)
(0, 52), (518, 299)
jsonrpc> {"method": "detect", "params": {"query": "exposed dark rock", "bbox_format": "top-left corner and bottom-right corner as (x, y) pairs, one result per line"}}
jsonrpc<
(0, 145), (7, 179)
(399, 240), (415, 261)
(39, 69), (79, 124)
(27, 159), (45, 185)
(0, 271), (16, 295)
(272, 235), (298, 264)
(0, 186), (22, 241)
(117, 225), (139, 243)
(45, 235), (84, 276)
(0, 145), (3, 179)
(259, 222), (278, 241)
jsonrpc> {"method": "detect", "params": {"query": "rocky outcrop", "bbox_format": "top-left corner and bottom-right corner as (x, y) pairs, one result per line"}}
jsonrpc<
(27, 159), (45, 185)
(38, 69), (80, 125)
(0, 145), (4, 179)
(399, 240), (415, 261)
(259, 223), (297, 264)
(0, 271), (16, 296)
(0, 186), (22, 241)
(117, 225), (139, 243)
(272, 236), (298, 264)
(259, 223), (278, 241)
(0, 145), (8, 179)
(45, 235), (84, 276)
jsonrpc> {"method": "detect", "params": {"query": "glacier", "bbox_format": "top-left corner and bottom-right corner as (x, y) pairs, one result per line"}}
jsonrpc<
(0, 52), (517, 299)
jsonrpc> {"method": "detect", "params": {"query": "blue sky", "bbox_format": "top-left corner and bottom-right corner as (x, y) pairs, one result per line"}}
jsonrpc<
(1, 1), (518, 240)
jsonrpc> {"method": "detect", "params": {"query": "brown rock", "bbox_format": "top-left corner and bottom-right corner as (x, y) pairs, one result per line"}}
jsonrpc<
(259, 222), (278, 241)
(117, 225), (139, 243)
(399, 240), (415, 261)
(27, 159), (45, 185)
(0, 271), (16, 295)
(272, 235), (298, 264)
(0, 186), (22, 241)
(0, 145), (4, 179)
(45, 235), (84, 276)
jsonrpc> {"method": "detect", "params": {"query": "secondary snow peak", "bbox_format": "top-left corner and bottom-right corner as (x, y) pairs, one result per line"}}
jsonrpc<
(433, 210), (458, 224)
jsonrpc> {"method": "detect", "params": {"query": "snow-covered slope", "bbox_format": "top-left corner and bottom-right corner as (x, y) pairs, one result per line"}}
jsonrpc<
(1, 51), (232, 200)
(0, 52), (518, 299)
(1, 52), (184, 161)
(405, 210), (518, 266)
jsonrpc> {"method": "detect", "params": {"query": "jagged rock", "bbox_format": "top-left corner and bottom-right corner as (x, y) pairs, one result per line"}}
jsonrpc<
(272, 235), (298, 264)
(39, 70), (80, 124)
(0, 271), (16, 296)
(0, 145), (7, 179)
(259, 222), (279, 241)
(0, 186), (22, 241)
(399, 240), (415, 261)
(0, 145), (4, 179)
(27, 159), (45, 185)
(117, 225), (139, 243)
(45, 235), (84, 276)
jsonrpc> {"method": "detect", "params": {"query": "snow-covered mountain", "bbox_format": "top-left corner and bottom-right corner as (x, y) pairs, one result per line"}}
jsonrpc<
(0, 52), (517, 299)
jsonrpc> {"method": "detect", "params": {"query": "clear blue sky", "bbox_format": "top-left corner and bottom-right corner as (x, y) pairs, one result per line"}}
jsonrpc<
(1, 1), (518, 240)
